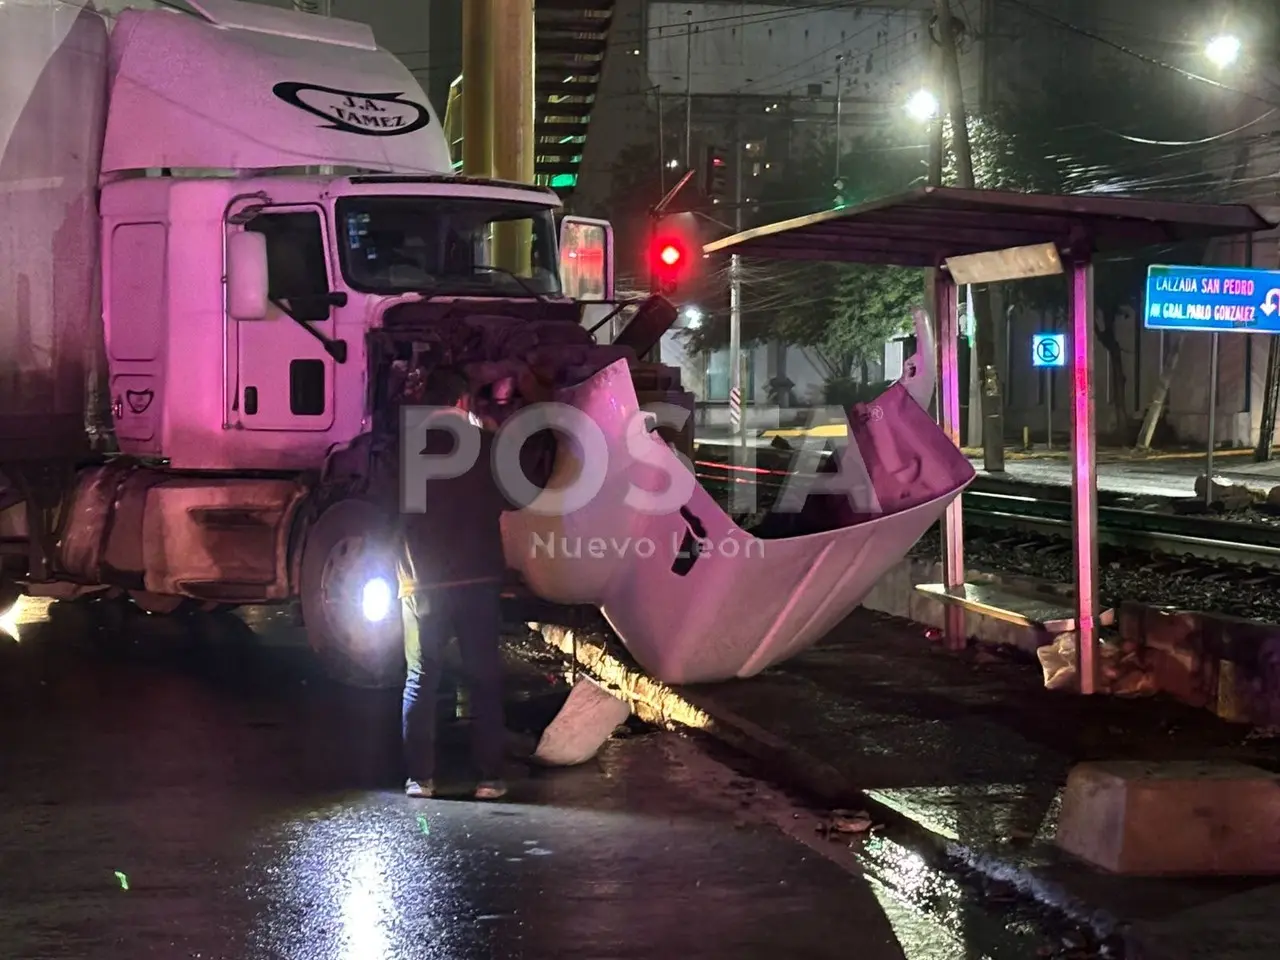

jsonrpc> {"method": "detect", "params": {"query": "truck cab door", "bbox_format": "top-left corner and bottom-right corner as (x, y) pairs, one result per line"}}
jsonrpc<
(229, 206), (336, 432)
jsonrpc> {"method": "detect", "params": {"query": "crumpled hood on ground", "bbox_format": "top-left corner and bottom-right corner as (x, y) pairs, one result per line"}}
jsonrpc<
(503, 312), (976, 685)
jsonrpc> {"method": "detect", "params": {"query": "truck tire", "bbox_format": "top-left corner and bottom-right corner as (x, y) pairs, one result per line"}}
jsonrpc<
(0, 578), (20, 618)
(299, 498), (403, 689)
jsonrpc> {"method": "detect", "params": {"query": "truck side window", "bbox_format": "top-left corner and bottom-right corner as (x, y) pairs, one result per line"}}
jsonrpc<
(245, 212), (330, 323)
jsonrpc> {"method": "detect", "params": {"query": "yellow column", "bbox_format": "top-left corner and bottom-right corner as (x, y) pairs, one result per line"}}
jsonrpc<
(461, 0), (495, 178)
(490, 0), (535, 274)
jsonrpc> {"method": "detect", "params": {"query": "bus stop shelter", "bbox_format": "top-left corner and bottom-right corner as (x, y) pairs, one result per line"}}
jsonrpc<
(704, 186), (1274, 694)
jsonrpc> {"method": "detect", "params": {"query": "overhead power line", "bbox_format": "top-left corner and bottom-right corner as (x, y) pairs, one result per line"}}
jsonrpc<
(997, 0), (1280, 110)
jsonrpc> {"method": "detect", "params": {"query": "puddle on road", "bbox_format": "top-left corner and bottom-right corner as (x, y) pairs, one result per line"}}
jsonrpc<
(666, 734), (1104, 960)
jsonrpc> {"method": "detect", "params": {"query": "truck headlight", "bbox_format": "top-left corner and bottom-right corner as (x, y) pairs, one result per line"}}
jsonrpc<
(361, 577), (393, 623)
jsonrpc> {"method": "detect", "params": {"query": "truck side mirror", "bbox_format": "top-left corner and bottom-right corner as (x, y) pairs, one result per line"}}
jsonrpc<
(558, 216), (614, 301)
(227, 230), (269, 320)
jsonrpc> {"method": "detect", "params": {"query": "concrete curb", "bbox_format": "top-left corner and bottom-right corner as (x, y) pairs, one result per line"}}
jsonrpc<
(534, 623), (856, 802)
(861, 557), (1280, 728)
(531, 564), (1279, 957)
(530, 618), (1144, 952)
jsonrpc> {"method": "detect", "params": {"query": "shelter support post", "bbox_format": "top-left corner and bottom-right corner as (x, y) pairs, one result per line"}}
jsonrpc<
(935, 271), (966, 650)
(1068, 258), (1100, 694)
(1206, 334), (1219, 504)
(730, 114), (744, 444)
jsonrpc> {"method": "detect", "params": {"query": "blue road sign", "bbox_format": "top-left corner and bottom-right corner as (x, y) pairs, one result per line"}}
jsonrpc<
(1032, 333), (1065, 368)
(1144, 264), (1280, 334)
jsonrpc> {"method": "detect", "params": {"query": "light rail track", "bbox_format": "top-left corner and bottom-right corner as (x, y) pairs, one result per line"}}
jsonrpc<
(691, 449), (1280, 571)
(962, 491), (1280, 570)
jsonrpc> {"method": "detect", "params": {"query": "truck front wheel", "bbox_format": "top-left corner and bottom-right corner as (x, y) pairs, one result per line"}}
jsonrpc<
(299, 499), (404, 689)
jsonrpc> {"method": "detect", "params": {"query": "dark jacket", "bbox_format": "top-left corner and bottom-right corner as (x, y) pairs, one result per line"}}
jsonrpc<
(396, 422), (511, 596)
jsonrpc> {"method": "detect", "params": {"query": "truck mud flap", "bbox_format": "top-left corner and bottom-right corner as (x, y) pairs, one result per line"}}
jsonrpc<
(503, 339), (974, 685)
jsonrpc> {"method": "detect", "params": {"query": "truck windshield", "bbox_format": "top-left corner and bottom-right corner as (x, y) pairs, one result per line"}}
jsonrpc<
(335, 196), (561, 297)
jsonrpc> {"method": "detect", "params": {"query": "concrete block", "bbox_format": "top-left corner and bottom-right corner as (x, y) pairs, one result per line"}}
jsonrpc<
(1056, 761), (1280, 876)
(1121, 605), (1280, 726)
(1117, 600), (1145, 645)
(1147, 646), (1214, 709)
(1215, 619), (1280, 729)
(1195, 474), (1254, 510)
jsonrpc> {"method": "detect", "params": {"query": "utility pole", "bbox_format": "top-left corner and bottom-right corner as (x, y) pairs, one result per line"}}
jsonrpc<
(1255, 243), (1279, 460)
(934, 0), (1003, 472)
(923, 9), (945, 418)
(650, 85), (667, 194)
(1135, 339), (1185, 451)
(927, 52), (943, 188)
(730, 114), (744, 446)
(1233, 115), (1279, 459)
(684, 9), (694, 167)
(834, 54), (844, 185)
(935, 0), (972, 186)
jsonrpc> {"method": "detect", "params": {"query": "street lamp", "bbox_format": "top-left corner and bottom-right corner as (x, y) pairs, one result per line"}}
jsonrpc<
(1205, 34), (1241, 68)
(681, 305), (703, 329)
(905, 89), (940, 122)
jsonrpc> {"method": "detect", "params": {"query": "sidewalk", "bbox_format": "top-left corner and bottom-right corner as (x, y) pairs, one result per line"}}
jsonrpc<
(969, 449), (1280, 500)
(535, 609), (1280, 960)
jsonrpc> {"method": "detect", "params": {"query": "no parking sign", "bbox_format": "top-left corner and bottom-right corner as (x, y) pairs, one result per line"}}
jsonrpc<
(1032, 333), (1065, 368)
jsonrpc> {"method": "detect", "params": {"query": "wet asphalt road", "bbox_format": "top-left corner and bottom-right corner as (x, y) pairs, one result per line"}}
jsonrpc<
(0, 598), (918, 960)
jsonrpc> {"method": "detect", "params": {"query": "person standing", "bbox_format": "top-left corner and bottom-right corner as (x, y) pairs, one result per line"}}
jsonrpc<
(396, 370), (511, 801)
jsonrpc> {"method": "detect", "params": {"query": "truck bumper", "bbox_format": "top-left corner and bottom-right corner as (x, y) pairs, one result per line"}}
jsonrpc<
(502, 356), (974, 685)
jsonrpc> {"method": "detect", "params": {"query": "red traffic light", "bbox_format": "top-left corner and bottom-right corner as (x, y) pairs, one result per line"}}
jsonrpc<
(651, 235), (690, 294)
(648, 214), (700, 295)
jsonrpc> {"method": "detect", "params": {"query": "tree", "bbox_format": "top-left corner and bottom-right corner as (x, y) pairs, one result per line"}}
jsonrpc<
(679, 34), (1227, 436)
(965, 47), (1222, 442)
(687, 132), (926, 395)
(597, 140), (668, 290)
(765, 262), (920, 388)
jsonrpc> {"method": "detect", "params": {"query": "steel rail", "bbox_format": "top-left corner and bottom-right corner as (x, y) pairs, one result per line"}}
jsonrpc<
(963, 504), (1280, 569)
(692, 458), (1280, 570)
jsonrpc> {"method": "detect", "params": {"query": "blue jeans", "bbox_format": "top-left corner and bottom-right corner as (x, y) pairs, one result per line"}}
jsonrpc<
(401, 582), (505, 782)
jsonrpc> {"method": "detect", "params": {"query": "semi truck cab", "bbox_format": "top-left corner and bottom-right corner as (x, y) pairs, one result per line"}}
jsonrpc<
(109, 171), (586, 472)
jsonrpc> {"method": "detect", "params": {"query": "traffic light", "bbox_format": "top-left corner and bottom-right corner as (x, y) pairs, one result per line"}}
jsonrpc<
(648, 212), (701, 296)
(650, 235), (688, 295)
(704, 146), (727, 201)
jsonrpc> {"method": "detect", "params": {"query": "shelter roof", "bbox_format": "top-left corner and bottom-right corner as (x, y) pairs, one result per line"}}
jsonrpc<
(702, 187), (1276, 268)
